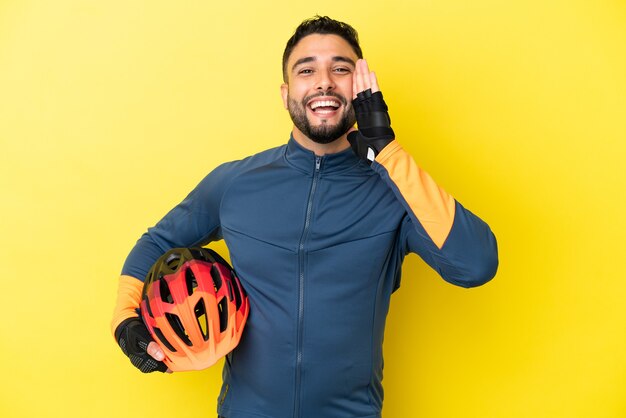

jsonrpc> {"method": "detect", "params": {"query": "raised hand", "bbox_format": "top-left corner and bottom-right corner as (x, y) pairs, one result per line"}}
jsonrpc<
(348, 59), (395, 164)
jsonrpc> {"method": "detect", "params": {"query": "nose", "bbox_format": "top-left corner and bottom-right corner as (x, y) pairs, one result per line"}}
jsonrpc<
(316, 69), (335, 92)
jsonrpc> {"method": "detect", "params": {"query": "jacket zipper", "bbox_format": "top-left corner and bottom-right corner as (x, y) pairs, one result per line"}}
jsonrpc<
(294, 155), (321, 418)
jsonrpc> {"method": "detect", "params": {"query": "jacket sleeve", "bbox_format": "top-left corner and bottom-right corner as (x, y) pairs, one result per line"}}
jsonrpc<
(371, 140), (498, 288)
(121, 162), (234, 282)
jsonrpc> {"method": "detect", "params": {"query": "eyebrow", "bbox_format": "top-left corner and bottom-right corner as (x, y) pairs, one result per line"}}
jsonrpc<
(291, 56), (356, 72)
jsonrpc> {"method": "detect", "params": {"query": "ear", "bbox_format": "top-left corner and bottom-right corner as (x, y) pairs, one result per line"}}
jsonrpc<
(280, 83), (289, 109)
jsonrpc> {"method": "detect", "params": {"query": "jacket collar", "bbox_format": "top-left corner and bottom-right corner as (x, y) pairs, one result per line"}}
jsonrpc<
(285, 134), (361, 175)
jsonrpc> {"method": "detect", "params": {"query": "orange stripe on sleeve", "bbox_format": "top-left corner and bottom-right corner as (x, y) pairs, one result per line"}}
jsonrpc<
(375, 140), (456, 249)
(110, 275), (144, 337)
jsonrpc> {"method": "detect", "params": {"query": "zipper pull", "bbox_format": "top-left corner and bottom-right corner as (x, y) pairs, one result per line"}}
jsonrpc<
(315, 156), (321, 171)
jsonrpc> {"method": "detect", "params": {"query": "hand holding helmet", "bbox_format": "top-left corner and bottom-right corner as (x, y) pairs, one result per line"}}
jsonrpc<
(114, 317), (168, 373)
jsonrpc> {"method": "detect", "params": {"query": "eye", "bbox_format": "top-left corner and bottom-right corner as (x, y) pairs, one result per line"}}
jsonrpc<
(334, 67), (351, 73)
(299, 68), (313, 75)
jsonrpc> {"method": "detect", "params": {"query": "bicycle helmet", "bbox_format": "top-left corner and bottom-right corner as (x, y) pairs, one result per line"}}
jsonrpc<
(140, 247), (249, 371)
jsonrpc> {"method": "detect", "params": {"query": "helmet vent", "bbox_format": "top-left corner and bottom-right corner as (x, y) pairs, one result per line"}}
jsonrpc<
(210, 265), (223, 291)
(226, 280), (234, 302)
(160, 278), (174, 304)
(232, 272), (244, 309)
(217, 297), (228, 333)
(194, 299), (209, 341)
(153, 326), (177, 352)
(185, 267), (198, 296)
(166, 313), (192, 346)
(191, 247), (208, 262)
(143, 299), (154, 318)
(164, 252), (182, 272)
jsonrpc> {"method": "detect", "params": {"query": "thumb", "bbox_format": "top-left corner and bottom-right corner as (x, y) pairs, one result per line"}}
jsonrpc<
(147, 341), (165, 361)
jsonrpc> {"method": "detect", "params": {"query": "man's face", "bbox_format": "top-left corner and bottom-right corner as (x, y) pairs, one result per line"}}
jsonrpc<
(281, 34), (358, 144)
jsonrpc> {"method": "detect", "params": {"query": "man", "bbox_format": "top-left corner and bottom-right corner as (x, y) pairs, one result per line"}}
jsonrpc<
(112, 16), (498, 418)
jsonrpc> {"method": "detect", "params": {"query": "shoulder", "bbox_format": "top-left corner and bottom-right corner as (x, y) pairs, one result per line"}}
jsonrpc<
(217, 144), (287, 174)
(192, 144), (287, 195)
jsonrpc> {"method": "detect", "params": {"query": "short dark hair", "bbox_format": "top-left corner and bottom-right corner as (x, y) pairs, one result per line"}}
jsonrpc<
(282, 15), (363, 82)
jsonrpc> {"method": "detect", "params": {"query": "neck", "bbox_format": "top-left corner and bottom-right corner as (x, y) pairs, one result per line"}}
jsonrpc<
(291, 127), (351, 156)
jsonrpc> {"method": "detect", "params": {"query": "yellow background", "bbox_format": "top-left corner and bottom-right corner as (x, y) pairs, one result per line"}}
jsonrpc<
(1, 0), (625, 417)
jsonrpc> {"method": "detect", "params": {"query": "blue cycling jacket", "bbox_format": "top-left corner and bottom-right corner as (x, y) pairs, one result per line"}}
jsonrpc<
(122, 135), (498, 418)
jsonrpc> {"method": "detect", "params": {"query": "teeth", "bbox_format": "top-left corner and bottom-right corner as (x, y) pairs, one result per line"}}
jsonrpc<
(310, 100), (340, 110)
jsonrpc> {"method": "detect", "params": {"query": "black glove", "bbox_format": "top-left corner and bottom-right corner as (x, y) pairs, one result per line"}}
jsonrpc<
(114, 317), (168, 373)
(347, 89), (395, 164)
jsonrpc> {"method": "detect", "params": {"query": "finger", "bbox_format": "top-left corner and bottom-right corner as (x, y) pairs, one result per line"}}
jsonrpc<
(360, 59), (372, 92)
(355, 59), (365, 94)
(147, 341), (165, 361)
(352, 64), (357, 99)
(370, 71), (380, 93)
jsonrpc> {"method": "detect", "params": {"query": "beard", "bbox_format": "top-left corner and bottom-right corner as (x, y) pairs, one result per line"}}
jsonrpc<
(287, 92), (356, 144)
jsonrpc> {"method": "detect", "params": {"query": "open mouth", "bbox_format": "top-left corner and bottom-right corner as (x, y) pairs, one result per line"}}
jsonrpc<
(308, 98), (341, 116)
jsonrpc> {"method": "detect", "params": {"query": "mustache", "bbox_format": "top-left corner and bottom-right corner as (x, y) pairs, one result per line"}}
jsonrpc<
(302, 91), (348, 107)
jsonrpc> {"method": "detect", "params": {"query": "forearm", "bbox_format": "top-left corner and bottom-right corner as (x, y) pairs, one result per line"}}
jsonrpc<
(121, 230), (175, 281)
(373, 141), (498, 286)
(110, 275), (143, 336)
(373, 140), (455, 249)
